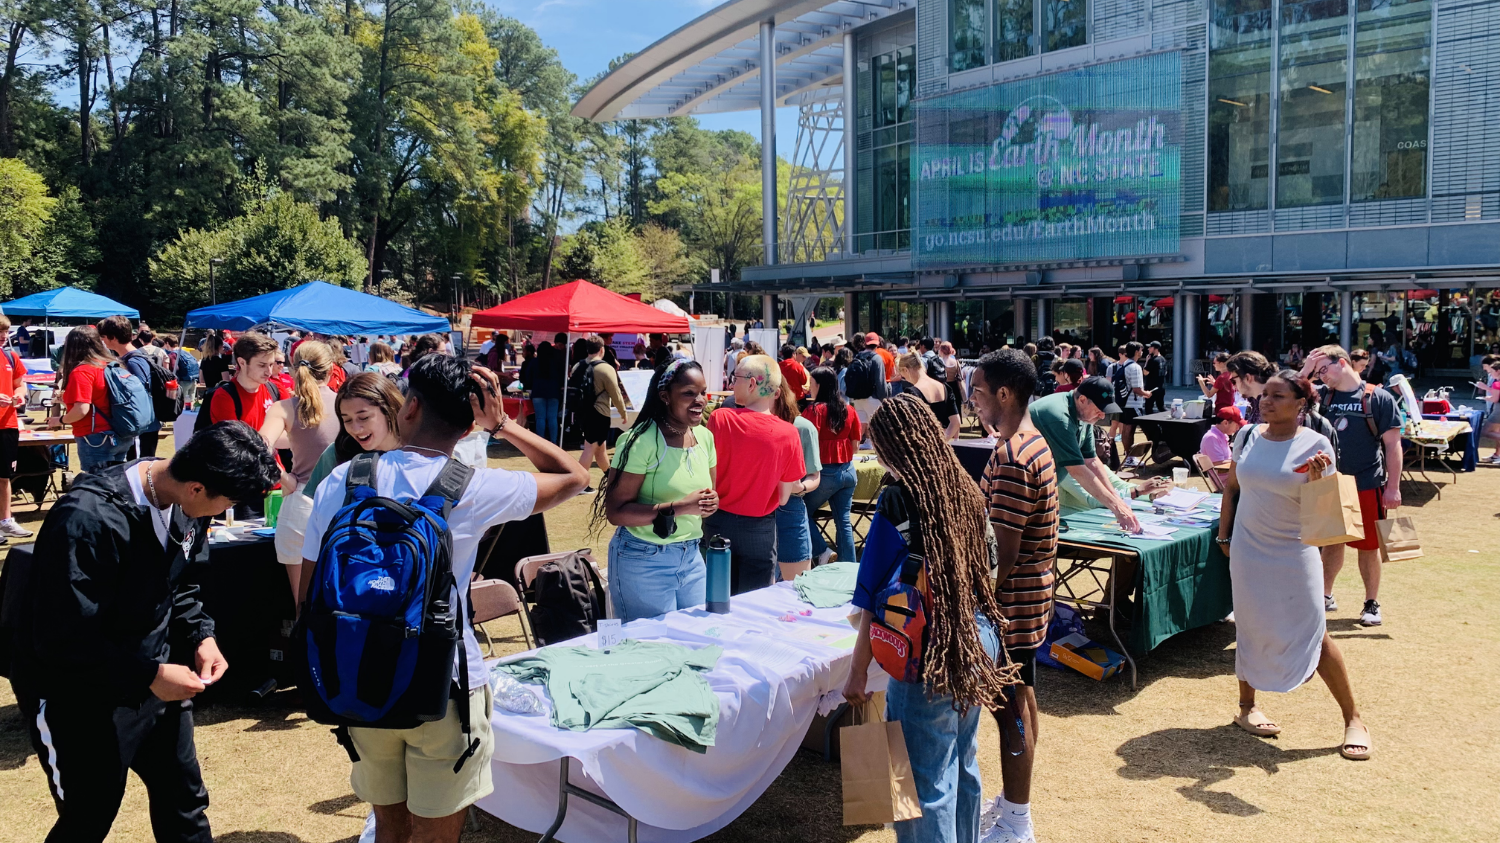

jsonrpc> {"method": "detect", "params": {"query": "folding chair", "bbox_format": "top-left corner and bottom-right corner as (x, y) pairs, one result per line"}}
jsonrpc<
(514, 550), (610, 644)
(469, 574), (531, 654)
(1192, 453), (1225, 494)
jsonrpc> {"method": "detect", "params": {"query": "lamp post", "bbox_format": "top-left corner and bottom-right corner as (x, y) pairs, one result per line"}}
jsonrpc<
(451, 274), (462, 316)
(209, 258), (224, 305)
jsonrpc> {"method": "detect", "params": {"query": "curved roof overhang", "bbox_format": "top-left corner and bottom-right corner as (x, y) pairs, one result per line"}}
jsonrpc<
(572, 0), (911, 121)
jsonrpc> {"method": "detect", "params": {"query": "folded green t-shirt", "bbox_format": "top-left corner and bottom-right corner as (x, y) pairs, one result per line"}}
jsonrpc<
(793, 561), (860, 608)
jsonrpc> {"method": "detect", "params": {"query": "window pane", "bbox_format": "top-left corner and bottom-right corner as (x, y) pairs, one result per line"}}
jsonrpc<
(995, 0), (1034, 62)
(877, 54), (897, 128)
(1045, 0), (1087, 52)
(1277, 0), (1348, 207)
(896, 47), (915, 124)
(898, 144), (911, 233)
(1209, 73), (1273, 210)
(877, 145), (899, 236)
(1350, 0), (1430, 201)
(950, 0), (988, 72)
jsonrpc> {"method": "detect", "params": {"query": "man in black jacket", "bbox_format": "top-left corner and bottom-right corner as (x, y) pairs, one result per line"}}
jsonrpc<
(8, 422), (279, 843)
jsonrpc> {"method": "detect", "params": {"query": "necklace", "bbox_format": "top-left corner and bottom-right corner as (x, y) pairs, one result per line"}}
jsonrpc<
(143, 462), (172, 533)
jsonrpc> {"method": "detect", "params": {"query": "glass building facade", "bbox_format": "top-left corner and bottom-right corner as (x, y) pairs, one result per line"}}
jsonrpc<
(856, 22), (916, 252)
(948, 0), (1088, 73)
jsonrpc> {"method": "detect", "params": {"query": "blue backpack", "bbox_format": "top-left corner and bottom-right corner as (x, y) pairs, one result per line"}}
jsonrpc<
(295, 452), (481, 769)
(100, 360), (155, 437)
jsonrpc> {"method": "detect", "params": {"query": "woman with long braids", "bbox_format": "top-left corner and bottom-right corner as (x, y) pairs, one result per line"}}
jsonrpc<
(843, 393), (1018, 843)
(594, 360), (720, 623)
(800, 366), (861, 564)
(258, 340), (341, 603)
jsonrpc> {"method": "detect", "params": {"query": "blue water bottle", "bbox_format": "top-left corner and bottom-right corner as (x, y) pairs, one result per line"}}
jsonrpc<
(704, 535), (732, 614)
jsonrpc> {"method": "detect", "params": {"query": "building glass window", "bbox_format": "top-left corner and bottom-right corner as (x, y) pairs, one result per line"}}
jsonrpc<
(881, 300), (928, 339)
(1350, 0), (1430, 202)
(995, 0), (1034, 62)
(1276, 0), (1349, 207)
(954, 299), (1015, 354)
(951, 0), (989, 72)
(859, 43), (915, 253)
(1208, 0), (1274, 211)
(1045, 0), (1087, 52)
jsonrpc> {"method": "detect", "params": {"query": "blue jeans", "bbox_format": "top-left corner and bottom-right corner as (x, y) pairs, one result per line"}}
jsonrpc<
(804, 462), (857, 562)
(774, 496), (812, 566)
(886, 614), (1000, 843)
(533, 397), (561, 443)
(607, 528), (706, 623)
(76, 432), (137, 474)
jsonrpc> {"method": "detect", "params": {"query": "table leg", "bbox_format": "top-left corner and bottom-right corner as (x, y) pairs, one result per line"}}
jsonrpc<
(1107, 555), (1138, 691)
(538, 755), (642, 843)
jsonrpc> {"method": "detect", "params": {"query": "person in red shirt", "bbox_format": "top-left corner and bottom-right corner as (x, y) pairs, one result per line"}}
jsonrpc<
(0, 314), (30, 537)
(778, 343), (809, 401)
(1197, 352), (1236, 413)
(60, 326), (136, 473)
(869, 332), (897, 384)
(208, 332), (281, 431)
(268, 349), (295, 397)
(703, 353), (806, 594)
(1055, 358), (1085, 393)
(799, 366), (862, 565)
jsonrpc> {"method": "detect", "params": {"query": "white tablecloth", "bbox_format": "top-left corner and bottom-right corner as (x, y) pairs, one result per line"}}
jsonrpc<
(475, 583), (886, 843)
(175, 410), (197, 451)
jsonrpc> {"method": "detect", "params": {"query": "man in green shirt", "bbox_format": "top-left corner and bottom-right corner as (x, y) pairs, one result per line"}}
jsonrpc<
(1027, 377), (1141, 533)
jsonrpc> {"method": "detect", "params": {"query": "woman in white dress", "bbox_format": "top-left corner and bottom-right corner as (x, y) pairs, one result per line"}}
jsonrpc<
(1218, 370), (1372, 760)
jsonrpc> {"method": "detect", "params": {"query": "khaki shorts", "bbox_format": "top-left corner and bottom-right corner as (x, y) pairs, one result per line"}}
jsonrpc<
(349, 685), (495, 818)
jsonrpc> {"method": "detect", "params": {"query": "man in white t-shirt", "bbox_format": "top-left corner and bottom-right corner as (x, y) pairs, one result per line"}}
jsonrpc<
(300, 354), (588, 843)
(1119, 341), (1150, 455)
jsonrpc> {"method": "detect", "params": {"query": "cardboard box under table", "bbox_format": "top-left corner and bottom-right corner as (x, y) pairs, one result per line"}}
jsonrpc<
(476, 583), (885, 843)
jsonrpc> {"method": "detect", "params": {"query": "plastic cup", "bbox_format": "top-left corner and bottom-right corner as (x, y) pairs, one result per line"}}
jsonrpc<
(1172, 467), (1190, 486)
(264, 490), (283, 528)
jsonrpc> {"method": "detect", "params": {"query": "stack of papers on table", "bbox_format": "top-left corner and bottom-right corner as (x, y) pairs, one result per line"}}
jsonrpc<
(1151, 489), (1210, 511)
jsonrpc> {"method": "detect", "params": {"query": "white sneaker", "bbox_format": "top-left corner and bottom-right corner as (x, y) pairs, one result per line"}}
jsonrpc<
(0, 519), (32, 538)
(980, 823), (1035, 843)
(980, 795), (1005, 832)
(815, 548), (836, 567)
(1324, 594), (1337, 612)
(1359, 599), (1382, 627)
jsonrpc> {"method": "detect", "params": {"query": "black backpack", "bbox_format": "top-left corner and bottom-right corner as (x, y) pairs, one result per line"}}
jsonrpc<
(124, 351), (176, 425)
(845, 352), (887, 400)
(566, 360), (603, 409)
(1036, 369), (1058, 397)
(1111, 362), (1132, 406)
(525, 551), (607, 646)
(194, 380), (281, 433)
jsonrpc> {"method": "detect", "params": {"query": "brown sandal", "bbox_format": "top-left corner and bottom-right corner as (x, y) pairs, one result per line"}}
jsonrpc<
(1340, 724), (1373, 760)
(1234, 706), (1281, 737)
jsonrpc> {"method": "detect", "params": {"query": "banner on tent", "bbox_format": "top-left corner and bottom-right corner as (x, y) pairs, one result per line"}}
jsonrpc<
(692, 326), (727, 393)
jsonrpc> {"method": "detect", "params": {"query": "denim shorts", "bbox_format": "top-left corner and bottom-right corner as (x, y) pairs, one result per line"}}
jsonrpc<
(76, 432), (136, 474)
(607, 528), (707, 623)
(774, 496), (812, 564)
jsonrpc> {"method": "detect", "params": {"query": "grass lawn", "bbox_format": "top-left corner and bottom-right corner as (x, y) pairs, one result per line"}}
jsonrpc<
(0, 430), (1496, 842)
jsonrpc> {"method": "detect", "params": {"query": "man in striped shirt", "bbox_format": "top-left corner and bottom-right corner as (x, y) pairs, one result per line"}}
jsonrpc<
(970, 348), (1059, 843)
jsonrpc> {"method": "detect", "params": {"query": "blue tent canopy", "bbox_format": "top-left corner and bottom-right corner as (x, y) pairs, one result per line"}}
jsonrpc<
(184, 281), (450, 336)
(1, 287), (140, 319)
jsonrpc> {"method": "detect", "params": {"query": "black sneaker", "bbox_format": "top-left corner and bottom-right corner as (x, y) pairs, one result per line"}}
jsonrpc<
(583, 486), (595, 494)
(1359, 599), (1382, 627)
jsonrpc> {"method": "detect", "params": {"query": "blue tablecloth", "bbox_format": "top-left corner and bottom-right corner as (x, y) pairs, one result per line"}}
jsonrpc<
(1424, 409), (1482, 471)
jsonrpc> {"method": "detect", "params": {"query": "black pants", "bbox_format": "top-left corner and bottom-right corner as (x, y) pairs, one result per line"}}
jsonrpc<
(131, 432), (160, 460)
(18, 692), (212, 843)
(1146, 387), (1166, 414)
(702, 509), (777, 595)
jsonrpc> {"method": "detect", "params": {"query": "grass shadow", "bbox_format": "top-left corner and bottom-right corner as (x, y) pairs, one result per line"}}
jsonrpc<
(1116, 724), (1340, 816)
(308, 793), (364, 816)
(1039, 620), (1238, 718)
(0, 701), (34, 770)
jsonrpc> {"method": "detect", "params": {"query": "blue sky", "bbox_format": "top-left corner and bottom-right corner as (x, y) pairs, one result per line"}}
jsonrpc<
(488, 0), (793, 156)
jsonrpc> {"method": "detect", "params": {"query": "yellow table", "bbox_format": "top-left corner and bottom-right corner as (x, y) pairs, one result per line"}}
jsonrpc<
(1403, 419), (1471, 497)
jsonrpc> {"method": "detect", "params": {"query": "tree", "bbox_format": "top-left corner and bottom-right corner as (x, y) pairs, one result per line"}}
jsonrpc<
(0, 155), (54, 293)
(150, 191), (364, 321)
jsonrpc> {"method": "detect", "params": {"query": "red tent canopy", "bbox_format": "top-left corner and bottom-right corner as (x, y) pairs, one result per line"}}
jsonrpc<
(470, 279), (690, 335)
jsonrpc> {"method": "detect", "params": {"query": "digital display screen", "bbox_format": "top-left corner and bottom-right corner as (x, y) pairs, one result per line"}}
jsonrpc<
(913, 52), (1183, 268)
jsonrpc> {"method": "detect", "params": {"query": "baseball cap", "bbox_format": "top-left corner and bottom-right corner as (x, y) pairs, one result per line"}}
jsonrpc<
(1074, 376), (1122, 415)
(1215, 406), (1244, 424)
(864, 332), (881, 346)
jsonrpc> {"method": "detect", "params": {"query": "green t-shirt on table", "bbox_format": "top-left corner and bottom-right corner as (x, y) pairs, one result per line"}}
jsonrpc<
(619, 423), (718, 545)
(1028, 391), (1096, 469)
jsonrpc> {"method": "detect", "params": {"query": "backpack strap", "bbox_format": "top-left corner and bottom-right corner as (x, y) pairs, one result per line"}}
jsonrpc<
(421, 458), (474, 519)
(343, 451), (379, 505)
(1361, 390), (1379, 439)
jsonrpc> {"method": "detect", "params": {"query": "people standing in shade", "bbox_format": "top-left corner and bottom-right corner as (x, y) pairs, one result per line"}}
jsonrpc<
(778, 343), (809, 402)
(1055, 358), (1085, 393)
(258, 341), (341, 606)
(572, 336), (629, 493)
(207, 333), (283, 430)
(1143, 341), (1167, 414)
(969, 349), (1059, 843)
(771, 377), (822, 580)
(364, 341), (403, 377)
(60, 327), (136, 472)
(1027, 376), (1142, 534)
(525, 342), (564, 444)
(1116, 342), (1149, 453)
(199, 332), (233, 388)
(801, 367), (862, 565)
(1218, 371), (1371, 760)
(703, 354), (807, 594)
(842, 393), (1018, 843)
(0, 313), (30, 539)
(594, 360), (719, 623)
(1300, 346), (1403, 626)
(845, 333), (890, 445)
(899, 352), (960, 441)
(97, 316), (162, 459)
(1197, 352), (1236, 414)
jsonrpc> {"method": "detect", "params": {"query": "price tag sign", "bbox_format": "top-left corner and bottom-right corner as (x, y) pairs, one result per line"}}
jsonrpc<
(596, 619), (623, 651)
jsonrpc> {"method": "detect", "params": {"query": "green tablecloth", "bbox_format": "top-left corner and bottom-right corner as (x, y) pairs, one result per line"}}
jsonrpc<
(1059, 504), (1232, 654)
(851, 455), (885, 501)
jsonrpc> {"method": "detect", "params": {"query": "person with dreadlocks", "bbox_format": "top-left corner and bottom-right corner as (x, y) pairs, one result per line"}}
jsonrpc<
(843, 393), (1018, 843)
(968, 349), (1059, 843)
(704, 354), (808, 594)
(593, 360), (720, 623)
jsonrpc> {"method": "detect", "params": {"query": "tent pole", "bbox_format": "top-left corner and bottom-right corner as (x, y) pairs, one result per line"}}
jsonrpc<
(558, 339), (570, 447)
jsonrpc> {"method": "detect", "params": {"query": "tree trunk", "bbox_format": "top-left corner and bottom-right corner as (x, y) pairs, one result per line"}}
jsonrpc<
(77, 32), (91, 170)
(0, 21), (23, 157)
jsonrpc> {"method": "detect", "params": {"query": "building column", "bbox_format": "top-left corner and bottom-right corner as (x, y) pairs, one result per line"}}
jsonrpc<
(1013, 299), (1030, 345)
(1240, 292), (1255, 352)
(760, 20), (778, 266)
(1172, 293), (1186, 386)
(1035, 298), (1051, 340)
(1183, 293), (1200, 386)
(842, 30), (856, 258)
(1339, 291), (1353, 350)
(845, 292), (857, 340)
(762, 294), (775, 331)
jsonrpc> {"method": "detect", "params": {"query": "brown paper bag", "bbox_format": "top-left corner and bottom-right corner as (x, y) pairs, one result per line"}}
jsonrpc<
(1376, 516), (1422, 562)
(840, 700), (923, 825)
(1301, 470), (1364, 547)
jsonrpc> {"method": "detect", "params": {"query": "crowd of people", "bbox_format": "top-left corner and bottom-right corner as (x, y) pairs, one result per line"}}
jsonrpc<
(7, 311), (1405, 843)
